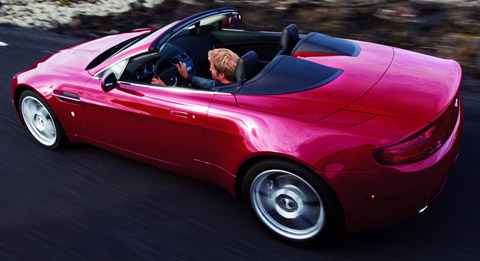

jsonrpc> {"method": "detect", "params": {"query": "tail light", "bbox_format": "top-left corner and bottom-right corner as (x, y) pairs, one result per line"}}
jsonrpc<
(373, 120), (448, 165)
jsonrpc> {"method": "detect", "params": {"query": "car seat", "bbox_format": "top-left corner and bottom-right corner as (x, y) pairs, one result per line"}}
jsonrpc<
(235, 51), (259, 83)
(277, 24), (299, 56)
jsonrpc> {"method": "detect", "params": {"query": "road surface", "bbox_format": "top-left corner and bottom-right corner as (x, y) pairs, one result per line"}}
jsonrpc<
(1, 25), (479, 260)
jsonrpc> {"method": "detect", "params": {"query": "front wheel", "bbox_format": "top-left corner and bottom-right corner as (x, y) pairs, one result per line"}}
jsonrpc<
(243, 159), (340, 244)
(19, 90), (66, 149)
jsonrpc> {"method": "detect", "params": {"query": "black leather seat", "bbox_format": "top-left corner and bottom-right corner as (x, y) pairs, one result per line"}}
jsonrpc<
(277, 24), (299, 56)
(235, 51), (259, 83)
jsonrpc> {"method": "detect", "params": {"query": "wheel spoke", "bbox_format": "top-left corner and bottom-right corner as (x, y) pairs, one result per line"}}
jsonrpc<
(28, 99), (38, 111)
(24, 100), (37, 119)
(293, 214), (317, 229)
(262, 200), (276, 213)
(274, 175), (292, 188)
(257, 190), (270, 198)
(43, 120), (56, 138)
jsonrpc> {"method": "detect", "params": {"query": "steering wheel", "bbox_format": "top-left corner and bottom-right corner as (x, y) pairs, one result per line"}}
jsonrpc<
(153, 58), (178, 87)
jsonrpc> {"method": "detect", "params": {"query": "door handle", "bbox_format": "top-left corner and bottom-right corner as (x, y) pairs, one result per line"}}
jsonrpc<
(169, 110), (189, 118)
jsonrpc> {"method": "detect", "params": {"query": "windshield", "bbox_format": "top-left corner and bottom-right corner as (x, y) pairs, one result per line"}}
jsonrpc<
(116, 21), (179, 57)
(95, 59), (128, 79)
(150, 8), (239, 52)
(85, 33), (149, 70)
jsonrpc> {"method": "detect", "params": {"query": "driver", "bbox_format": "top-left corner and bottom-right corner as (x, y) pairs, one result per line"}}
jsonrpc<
(152, 48), (239, 90)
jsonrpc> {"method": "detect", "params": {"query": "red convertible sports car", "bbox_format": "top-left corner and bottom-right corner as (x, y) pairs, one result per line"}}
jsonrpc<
(11, 8), (463, 244)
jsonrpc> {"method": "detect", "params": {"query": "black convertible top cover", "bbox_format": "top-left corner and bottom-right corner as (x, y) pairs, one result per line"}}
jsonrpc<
(236, 55), (343, 95)
(291, 32), (360, 57)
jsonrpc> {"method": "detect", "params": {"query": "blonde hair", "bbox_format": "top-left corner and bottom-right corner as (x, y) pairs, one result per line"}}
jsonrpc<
(208, 48), (239, 82)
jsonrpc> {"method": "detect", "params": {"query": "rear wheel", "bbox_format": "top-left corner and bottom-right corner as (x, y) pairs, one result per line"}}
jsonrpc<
(19, 90), (66, 149)
(243, 159), (340, 244)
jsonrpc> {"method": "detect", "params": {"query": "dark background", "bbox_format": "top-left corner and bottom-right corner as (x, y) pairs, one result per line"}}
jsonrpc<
(58, 0), (480, 82)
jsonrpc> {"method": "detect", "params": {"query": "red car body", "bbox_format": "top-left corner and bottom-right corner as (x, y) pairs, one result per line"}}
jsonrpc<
(11, 8), (463, 242)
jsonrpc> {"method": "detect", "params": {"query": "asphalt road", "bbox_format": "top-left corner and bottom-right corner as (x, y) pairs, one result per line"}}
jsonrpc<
(1, 25), (479, 260)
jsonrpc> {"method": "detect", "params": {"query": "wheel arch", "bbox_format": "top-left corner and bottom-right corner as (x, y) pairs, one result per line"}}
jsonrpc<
(15, 87), (69, 149)
(234, 154), (346, 231)
(13, 85), (39, 124)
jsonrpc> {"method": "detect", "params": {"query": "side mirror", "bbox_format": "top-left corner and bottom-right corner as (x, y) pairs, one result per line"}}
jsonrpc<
(221, 14), (242, 27)
(101, 72), (118, 92)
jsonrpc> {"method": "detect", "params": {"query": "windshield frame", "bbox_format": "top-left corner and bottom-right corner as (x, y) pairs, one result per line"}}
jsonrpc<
(149, 7), (239, 52)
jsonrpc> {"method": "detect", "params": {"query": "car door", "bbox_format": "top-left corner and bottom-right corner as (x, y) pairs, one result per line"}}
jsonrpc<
(81, 78), (214, 166)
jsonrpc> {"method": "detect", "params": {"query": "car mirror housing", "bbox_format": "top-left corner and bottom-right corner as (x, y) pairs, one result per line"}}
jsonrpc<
(101, 72), (118, 92)
(221, 14), (242, 27)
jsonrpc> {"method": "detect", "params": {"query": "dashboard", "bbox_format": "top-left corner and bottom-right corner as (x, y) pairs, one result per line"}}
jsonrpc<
(121, 43), (198, 85)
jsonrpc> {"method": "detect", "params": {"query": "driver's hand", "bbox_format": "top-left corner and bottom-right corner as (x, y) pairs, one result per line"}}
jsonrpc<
(151, 77), (165, 86)
(176, 63), (189, 79)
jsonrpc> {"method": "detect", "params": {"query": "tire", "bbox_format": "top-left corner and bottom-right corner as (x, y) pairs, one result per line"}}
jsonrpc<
(18, 90), (66, 150)
(243, 159), (340, 244)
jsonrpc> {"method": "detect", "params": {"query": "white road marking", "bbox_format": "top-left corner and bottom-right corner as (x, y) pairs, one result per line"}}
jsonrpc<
(0, 41), (8, 46)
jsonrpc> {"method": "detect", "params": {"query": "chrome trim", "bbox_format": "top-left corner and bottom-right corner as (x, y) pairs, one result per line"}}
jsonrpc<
(52, 93), (80, 102)
(116, 80), (232, 95)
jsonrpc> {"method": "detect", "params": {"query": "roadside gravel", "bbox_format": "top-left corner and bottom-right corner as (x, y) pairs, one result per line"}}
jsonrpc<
(0, 0), (163, 29)
(1, 0), (479, 82)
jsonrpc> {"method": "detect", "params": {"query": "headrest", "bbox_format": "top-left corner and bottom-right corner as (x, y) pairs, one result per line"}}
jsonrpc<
(279, 24), (299, 55)
(235, 51), (259, 83)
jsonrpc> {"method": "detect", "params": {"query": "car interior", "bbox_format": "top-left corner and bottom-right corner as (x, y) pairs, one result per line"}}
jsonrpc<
(118, 13), (288, 89)
(116, 12), (358, 95)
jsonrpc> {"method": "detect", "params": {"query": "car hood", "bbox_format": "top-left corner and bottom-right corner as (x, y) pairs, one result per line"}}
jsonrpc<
(40, 29), (152, 70)
(345, 47), (462, 122)
(236, 40), (394, 121)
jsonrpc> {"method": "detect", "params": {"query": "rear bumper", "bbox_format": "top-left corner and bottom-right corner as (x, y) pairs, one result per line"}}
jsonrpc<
(332, 96), (464, 233)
